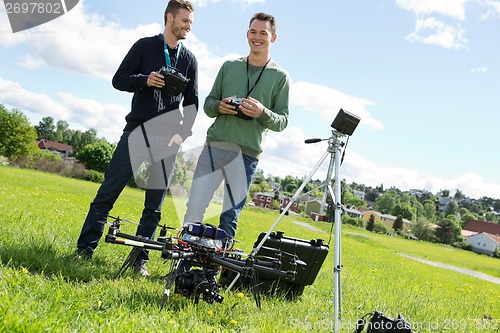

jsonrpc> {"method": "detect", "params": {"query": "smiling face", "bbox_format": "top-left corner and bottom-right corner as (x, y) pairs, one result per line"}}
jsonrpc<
(247, 19), (276, 56)
(167, 8), (194, 41)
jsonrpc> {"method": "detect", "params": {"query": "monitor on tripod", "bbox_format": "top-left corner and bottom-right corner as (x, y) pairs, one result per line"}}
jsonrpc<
(331, 109), (360, 136)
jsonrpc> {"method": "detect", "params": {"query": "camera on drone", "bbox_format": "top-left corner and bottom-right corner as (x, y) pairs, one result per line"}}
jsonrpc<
(158, 66), (189, 96)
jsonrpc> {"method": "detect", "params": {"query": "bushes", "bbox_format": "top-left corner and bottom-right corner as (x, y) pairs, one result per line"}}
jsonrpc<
(9, 150), (104, 184)
(372, 220), (390, 234)
(0, 155), (9, 166)
(342, 215), (364, 227)
(81, 169), (104, 183)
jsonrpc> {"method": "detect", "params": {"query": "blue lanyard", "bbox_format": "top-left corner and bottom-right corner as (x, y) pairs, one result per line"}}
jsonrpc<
(164, 41), (182, 69)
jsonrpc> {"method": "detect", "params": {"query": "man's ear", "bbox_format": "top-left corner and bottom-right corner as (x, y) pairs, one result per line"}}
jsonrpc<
(166, 12), (174, 25)
(271, 33), (277, 43)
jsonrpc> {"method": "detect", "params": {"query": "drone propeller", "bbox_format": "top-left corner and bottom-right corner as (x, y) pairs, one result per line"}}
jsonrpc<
(108, 215), (140, 225)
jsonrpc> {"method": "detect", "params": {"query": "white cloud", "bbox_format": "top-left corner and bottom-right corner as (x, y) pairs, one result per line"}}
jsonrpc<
(261, 128), (500, 199)
(193, 0), (265, 7)
(395, 0), (471, 49)
(0, 78), (127, 142)
(478, 0), (500, 19)
(0, 2), (160, 80)
(405, 17), (468, 49)
(406, 17), (467, 50)
(0, 78), (68, 119)
(290, 81), (383, 131)
(18, 54), (46, 69)
(183, 35), (241, 93)
(395, 0), (467, 20)
(56, 92), (128, 141)
(470, 66), (489, 73)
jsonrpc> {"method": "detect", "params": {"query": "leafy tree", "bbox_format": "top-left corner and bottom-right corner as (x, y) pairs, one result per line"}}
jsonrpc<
(252, 168), (266, 184)
(434, 215), (461, 245)
(440, 189), (450, 197)
(35, 116), (56, 140)
(412, 217), (435, 242)
(54, 120), (71, 143)
(454, 189), (464, 200)
(392, 202), (415, 221)
(249, 181), (271, 198)
(484, 211), (498, 223)
(68, 128), (99, 153)
(460, 212), (476, 227)
(281, 175), (298, 195)
(393, 215), (404, 232)
(364, 190), (379, 203)
(0, 105), (38, 158)
(493, 201), (500, 212)
(366, 214), (375, 232)
(422, 200), (437, 221)
(445, 201), (458, 216)
(76, 140), (115, 173)
(372, 220), (389, 234)
(325, 193), (336, 222)
(374, 190), (398, 214)
(342, 190), (366, 208)
(171, 151), (188, 190)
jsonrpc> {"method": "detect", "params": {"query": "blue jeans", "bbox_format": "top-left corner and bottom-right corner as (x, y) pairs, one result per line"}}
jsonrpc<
(77, 131), (176, 264)
(183, 142), (259, 239)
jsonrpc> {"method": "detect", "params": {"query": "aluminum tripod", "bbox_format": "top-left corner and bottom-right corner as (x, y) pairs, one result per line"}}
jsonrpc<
(228, 128), (346, 333)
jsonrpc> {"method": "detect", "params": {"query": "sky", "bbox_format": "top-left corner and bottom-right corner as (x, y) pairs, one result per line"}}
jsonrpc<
(1, 0), (500, 200)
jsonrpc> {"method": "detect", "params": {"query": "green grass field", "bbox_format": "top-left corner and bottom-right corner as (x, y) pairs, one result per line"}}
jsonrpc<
(1, 166), (499, 332)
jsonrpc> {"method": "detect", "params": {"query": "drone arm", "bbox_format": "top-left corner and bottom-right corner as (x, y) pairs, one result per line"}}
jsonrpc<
(105, 231), (164, 251)
(208, 255), (253, 276)
(211, 256), (295, 280)
(161, 250), (196, 260)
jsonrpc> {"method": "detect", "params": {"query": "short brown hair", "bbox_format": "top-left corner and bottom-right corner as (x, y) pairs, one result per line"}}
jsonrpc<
(164, 0), (194, 25)
(249, 12), (276, 34)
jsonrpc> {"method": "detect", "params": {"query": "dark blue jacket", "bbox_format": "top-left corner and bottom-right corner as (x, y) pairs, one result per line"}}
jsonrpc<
(112, 34), (198, 140)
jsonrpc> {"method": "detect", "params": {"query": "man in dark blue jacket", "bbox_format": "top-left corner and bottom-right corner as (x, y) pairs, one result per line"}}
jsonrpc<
(75, 0), (198, 277)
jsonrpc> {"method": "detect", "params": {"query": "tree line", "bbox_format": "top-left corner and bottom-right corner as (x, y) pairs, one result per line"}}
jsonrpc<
(1, 104), (499, 256)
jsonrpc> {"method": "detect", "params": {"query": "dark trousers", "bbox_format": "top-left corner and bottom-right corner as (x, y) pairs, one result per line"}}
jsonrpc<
(77, 131), (175, 264)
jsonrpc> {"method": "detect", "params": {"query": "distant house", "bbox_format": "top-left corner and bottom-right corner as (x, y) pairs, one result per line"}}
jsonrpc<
(463, 220), (500, 235)
(252, 192), (274, 209)
(352, 190), (365, 200)
(343, 206), (363, 219)
(463, 220), (500, 256)
(466, 232), (500, 256)
(304, 199), (321, 217)
(279, 195), (299, 213)
(361, 210), (412, 231)
(37, 139), (73, 158)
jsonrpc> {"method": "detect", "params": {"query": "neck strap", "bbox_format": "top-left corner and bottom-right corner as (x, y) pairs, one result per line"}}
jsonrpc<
(246, 56), (270, 98)
(163, 35), (182, 69)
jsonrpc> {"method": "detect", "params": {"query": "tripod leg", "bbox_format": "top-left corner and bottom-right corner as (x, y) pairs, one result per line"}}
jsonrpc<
(115, 246), (142, 279)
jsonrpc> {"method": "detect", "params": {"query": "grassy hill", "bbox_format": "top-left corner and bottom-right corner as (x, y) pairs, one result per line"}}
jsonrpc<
(0, 166), (499, 332)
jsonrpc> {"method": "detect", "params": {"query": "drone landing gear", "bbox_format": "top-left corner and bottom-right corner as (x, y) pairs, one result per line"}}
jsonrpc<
(115, 246), (142, 279)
